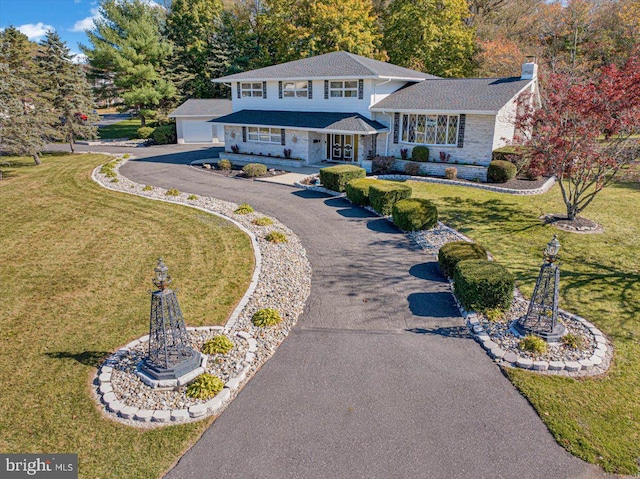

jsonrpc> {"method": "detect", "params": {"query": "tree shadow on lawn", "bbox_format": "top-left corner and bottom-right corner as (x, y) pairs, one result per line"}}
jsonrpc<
(443, 196), (544, 235)
(46, 351), (111, 368)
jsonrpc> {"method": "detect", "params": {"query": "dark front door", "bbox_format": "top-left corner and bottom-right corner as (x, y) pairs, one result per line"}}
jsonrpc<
(329, 134), (356, 162)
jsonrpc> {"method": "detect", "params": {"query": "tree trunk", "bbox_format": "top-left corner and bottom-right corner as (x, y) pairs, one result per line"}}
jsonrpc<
(69, 136), (75, 153)
(140, 113), (146, 128)
(33, 152), (41, 166)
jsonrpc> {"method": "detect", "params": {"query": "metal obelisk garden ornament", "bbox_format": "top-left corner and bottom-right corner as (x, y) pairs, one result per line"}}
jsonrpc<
(139, 258), (201, 381)
(513, 235), (567, 342)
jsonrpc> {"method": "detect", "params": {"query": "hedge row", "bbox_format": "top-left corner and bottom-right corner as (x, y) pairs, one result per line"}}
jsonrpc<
(369, 182), (412, 216)
(319, 165), (366, 192)
(392, 198), (438, 231)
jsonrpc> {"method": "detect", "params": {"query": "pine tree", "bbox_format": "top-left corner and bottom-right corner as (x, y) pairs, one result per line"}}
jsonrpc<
(0, 27), (55, 165)
(81, 0), (176, 126)
(37, 31), (98, 153)
(382, 0), (476, 77)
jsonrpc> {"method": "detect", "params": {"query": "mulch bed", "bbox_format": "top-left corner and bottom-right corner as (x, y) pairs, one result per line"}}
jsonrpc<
(542, 214), (604, 234)
(200, 164), (288, 180)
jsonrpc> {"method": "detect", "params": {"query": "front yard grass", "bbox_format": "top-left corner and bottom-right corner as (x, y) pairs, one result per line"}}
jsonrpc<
(0, 154), (254, 478)
(98, 119), (143, 139)
(409, 178), (640, 474)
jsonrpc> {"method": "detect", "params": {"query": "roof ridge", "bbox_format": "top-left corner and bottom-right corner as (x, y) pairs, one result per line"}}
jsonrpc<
(343, 51), (377, 76)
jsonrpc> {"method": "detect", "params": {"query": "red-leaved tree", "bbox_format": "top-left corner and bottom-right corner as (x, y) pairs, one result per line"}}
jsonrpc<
(515, 53), (640, 220)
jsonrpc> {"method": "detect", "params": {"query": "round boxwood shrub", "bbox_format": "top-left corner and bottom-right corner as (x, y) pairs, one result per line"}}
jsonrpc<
(137, 126), (155, 139)
(453, 259), (515, 311)
(186, 374), (224, 400)
(411, 146), (430, 162)
(392, 198), (438, 231)
(369, 182), (412, 216)
(152, 124), (177, 144)
(202, 335), (234, 355)
(487, 160), (517, 183)
(345, 178), (384, 206)
(438, 241), (488, 278)
(319, 165), (366, 192)
(218, 159), (232, 170)
(252, 308), (282, 327)
(242, 163), (267, 178)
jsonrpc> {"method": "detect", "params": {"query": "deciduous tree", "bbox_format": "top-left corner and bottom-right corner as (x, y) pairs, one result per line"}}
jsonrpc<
(515, 53), (640, 220)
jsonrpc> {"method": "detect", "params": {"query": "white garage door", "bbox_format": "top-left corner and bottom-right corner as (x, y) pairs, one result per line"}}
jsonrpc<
(182, 120), (213, 143)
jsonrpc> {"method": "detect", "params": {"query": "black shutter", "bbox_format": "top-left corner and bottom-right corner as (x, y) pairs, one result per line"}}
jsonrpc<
(281, 129), (286, 145)
(278, 81), (283, 99)
(262, 81), (267, 99)
(236, 82), (240, 99)
(372, 133), (378, 156)
(242, 126), (246, 142)
(358, 79), (364, 99)
(457, 114), (466, 148)
(393, 113), (400, 144)
(308, 80), (313, 99)
(324, 80), (329, 99)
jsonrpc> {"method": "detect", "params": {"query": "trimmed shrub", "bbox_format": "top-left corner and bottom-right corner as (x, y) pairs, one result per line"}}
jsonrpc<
(369, 182), (412, 215)
(487, 160), (517, 183)
(519, 335), (548, 354)
(165, 188), (180, 196)
(404, 161), (421, 176)
(319, 165), (366, 192)
(265, 231), (287, 243)
(234, 203), (254, 214)
(345, 178), (383, 206)
(252, 308), (282, 327)
(202, 335), (234, 355)
(445, 167), (457, 180)
(252, 217), (273, 226)
(392, 198), (438, 231)
(372, 156), (395, 175)
(453, 259), (515, 311)
(411, 145), (430, 162)
(152, 124), (176, 144)
(218, 159), (232, 170)
(186, 374), (224, 400)
(137, 126), (155, 139)
(242, 163), (267, 178)
(438, 241), (488, 278)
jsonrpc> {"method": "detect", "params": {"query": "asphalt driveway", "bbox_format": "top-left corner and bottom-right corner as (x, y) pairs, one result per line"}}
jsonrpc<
(113, 148), (605, 479)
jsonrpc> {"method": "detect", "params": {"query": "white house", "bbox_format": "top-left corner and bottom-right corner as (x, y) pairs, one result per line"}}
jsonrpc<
(170, 99), (232, 144)
(210, 51), (538, 175)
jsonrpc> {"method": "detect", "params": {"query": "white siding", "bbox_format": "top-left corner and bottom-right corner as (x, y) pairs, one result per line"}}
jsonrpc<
(493, 99), (518, 150)
(369, 80), (414, 108)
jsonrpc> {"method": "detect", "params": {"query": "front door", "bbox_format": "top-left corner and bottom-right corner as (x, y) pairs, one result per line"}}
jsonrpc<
(329, 134), (356, 162)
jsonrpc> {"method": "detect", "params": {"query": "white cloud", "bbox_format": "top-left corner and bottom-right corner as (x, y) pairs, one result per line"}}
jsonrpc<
(17, 22), (54, 40)
(71, 7), (101, 32)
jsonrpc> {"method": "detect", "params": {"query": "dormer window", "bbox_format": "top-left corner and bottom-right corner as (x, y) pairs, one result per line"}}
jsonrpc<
(283, 81), (308, 98)
(330, 81), (358, 98)
(240, 82), (263, 98)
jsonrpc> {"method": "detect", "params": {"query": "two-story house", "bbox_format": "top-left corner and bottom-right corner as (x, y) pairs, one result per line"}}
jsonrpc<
(211, 51), (538, 175)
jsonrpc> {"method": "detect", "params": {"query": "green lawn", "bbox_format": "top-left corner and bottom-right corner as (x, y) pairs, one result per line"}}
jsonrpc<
(409, 177), (640, 474)
(0, 154), (254, 478)
(98, 119), (143, 139)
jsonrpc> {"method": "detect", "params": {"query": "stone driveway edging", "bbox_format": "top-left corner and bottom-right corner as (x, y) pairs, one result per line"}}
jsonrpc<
(296, 174), (557, 196)
(90, 155), (311, 427)
(296, 176), (611, 377)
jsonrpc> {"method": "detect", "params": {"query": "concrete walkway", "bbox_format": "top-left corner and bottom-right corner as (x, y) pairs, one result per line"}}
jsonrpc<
(112, 148), (606, 479)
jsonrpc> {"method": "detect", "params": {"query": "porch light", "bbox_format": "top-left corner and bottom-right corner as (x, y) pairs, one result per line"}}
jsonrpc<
(544, 235), (561, 262)
(153, 258), (171, 290)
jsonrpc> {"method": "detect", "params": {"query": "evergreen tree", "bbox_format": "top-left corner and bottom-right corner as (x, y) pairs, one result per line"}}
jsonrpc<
(167, 0), (230, 99)
(81, 0), (176, 126)
(0, 27), (55, 165)
(37, 31), (98, 153)
(383, 0), (476, 77)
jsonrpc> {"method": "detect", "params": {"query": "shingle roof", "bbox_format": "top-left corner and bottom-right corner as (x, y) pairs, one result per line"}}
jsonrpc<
(371, 77), (534, 113)
(210, 110), (387, 133)
(212, 51), (436, 82)
(169, 99), (233, 117)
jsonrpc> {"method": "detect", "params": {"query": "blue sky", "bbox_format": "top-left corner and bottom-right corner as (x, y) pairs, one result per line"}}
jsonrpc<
(0, 0), (146, 61)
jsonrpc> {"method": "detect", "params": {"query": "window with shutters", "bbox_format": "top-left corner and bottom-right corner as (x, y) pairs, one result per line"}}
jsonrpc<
(247, 127), (281, 144)
(329, 80), (358, 98)
(401, 114), (459, 146)
(282, 81), (308, 98)
(240, 82), (263, 98)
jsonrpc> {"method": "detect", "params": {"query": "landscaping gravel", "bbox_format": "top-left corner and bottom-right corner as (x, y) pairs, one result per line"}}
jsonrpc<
(92, 155), (312, 426)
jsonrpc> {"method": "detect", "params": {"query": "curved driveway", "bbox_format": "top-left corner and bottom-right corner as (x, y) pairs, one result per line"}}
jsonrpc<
(115, 147), (604, 479)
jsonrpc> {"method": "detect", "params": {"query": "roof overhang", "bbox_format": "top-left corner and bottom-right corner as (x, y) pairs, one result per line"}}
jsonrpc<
(370, 108), (499, 115)
(212, 75), (427, 83)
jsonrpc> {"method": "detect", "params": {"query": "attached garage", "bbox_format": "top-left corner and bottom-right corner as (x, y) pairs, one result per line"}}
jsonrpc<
(170, 99), (232, 145)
